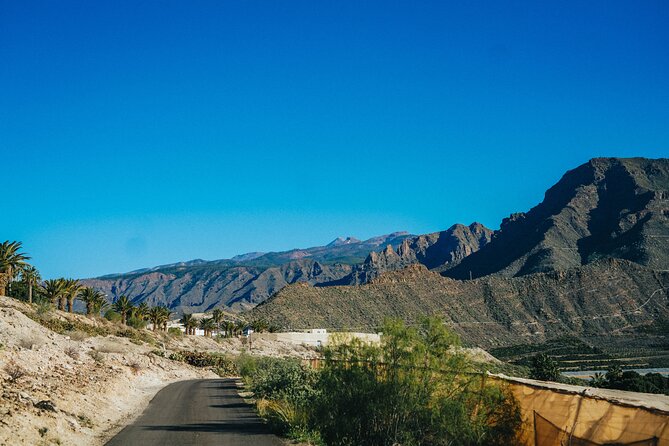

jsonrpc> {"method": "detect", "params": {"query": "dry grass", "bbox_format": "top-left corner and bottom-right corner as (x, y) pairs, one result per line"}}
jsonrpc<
(64, 346), (80, 360)
(3, 360), (26, 383)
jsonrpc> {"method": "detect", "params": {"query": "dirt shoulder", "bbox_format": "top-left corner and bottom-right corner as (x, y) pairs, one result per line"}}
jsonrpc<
(0, 297), (217, 446)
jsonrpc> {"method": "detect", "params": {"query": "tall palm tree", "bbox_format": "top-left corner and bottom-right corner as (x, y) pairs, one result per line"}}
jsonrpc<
(20, 265), (41, 304)
(199, 317), (216, 337)
(180, 313), (197, 335)
(251, 319), (269, 333)
(42, 279), (66, 308)
(212, 308), (224, 325)
(133, 302), (149, 321)
(222, 320), (235, 338)
(234, 321), (246, 337)
(159, 306), (171, 331)
(63, 278), (83, 313)
(148, 306), (162, 331)
(78, 287), (107, 316)
(0, 241), (31, 296)
(113, 295), (134, 325)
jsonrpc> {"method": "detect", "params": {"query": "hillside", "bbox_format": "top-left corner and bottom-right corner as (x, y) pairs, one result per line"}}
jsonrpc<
(83, 232), (413, 313)
(250, 259), (669, 349)
(445, 158), (669, 279)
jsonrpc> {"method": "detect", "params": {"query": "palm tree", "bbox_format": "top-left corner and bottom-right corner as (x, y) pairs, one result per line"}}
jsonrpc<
(42, 279), (66, 308)
(0, 241), (31, 296)
(78, 287), (107, 316)
(180, 313), (197, 335)
(212, 308), (224, 324)
(133, 302), (149, 321)
(113, 295), (134, 325)
(158, 306), (171, 331)
(20, 265), (41, 304)
(199, 317), (216, 337)
(222, 320), (235, 338)
(148, 306), (162, 331)
(234, 321), (246, 337)
(251, 319), (269, 333)
(63, 278), (83, 313)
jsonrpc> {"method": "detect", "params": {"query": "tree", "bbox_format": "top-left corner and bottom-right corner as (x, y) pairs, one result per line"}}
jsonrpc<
(530, 353), (560, 382)
(212, 308), (224, 327)
(41, 279), (66, 308)
(251, 319), (269, 333)
(133, 302), (149, 321)
(234, 321), (246, 337)
(200, 317), (216, 337)
(181, 313), (197, 335)
(148, 306), (162, 331)
(112, 295), (134, 325)
(0, 241), (30, 296)
(63, 278), (83, 313)
(78, 287), (107, 316)
(159, 306), (171, 331)
(20, 265), (41, 304)
(222, 320), (235, 338)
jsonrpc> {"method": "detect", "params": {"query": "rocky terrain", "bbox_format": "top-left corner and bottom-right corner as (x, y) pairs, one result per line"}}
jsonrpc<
(83, 232), (413, 313)
(250, 259), (669, 349)
(0, 296), (318, 446)
(250, 158), (669, 353)
(332, 223), (492, 285)
(445, 158), (669, 279)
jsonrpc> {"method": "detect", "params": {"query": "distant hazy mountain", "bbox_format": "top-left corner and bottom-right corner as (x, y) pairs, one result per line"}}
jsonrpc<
(83, 232), (414, 313)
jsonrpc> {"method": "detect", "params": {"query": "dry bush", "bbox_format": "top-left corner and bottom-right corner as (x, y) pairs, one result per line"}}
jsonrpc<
(96, 340), (125, 354)
(88, 350), (104, 363)
(77, 414), (94, 429)
(17, 335), (43, 350)
(66, 330), (89, 342)
(4, 361), (26, 383)
(64, 346), (80, 360)
(128, 361), (142, 375)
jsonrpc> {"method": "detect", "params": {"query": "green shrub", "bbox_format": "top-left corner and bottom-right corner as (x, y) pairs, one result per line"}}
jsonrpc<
(104, 310), (121, 323)
(127, 317), (147, 330)
(310, 317), (521, 446)
(168, 327), (183, 337)
(168, 350), (238, 376)
(247, 357), (319, 406)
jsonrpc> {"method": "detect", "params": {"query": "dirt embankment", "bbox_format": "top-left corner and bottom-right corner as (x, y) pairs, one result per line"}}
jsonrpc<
(0, 296), (316, 446)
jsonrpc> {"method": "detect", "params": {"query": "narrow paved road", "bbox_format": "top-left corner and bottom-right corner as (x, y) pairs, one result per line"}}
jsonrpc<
(106, 379), (284, 446)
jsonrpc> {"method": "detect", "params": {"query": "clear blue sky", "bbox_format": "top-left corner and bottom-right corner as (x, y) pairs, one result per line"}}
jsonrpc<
(1, 1), (667, 279)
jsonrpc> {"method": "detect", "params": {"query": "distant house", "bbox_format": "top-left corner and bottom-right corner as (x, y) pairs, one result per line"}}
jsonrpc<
(243, 327), (254, 337)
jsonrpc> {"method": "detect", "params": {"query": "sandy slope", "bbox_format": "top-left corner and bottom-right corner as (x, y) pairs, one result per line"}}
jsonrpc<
(0, 297), (216, 446)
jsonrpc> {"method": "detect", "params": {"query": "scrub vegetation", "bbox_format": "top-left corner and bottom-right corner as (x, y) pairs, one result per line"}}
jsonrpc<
(240, 317), (521, 446)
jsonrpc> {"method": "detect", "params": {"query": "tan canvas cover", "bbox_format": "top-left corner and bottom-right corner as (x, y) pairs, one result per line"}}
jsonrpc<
(490, 376), (669, 445)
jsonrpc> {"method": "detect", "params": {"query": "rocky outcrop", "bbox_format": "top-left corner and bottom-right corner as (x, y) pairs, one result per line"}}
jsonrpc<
(339, 223), (492, 284)
(445, 158), (669, 279)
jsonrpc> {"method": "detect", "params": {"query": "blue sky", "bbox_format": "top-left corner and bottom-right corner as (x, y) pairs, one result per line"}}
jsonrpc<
(1, 1), (668, 279)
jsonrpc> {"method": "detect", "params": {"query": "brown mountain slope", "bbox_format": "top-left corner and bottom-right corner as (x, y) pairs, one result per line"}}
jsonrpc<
(249, 259), (669, 348)
(445, 158), (669, 279)
(84, 260), (353, 313)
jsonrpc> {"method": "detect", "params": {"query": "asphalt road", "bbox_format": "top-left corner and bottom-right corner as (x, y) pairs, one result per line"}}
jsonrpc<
(106, 379), (284, 446)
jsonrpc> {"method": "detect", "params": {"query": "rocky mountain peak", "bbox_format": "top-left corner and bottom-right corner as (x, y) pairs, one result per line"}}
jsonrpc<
(327, 236), (362, 247)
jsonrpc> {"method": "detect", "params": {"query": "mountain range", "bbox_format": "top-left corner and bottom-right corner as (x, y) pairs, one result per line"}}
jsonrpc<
(83, 232), (416, 312)
(249, 157), (669, 349)
(86, 156), (669, 350)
